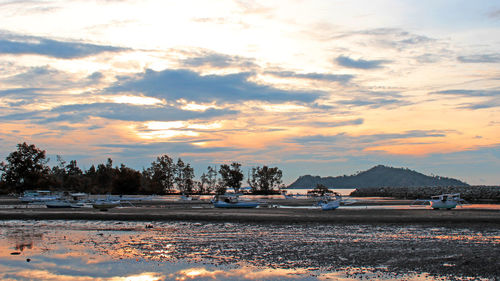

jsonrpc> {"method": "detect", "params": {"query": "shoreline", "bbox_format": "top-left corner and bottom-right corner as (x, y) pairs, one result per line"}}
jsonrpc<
(1, 206), (499, 225)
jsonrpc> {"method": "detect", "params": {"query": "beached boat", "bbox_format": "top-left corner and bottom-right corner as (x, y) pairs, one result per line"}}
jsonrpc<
(211, 194), (259, 208)
(45, 200), (73, 208)
(430, 193), (463, 209)
(92, 199), (120, 211)
(411, 193), (465, 209)
(317, 192), (342, 210)
(20, 190), (60, 203)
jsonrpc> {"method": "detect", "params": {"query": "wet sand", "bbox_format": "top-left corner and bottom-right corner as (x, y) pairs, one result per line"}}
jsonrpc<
(1, 204), (499, 225)
(1, 199), (499, 279)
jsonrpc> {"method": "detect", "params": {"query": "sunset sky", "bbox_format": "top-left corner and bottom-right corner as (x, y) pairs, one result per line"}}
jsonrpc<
(0, 0), (499, 185)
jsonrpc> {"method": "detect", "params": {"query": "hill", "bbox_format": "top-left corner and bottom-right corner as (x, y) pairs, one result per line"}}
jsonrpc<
(287, 165), (469, 189)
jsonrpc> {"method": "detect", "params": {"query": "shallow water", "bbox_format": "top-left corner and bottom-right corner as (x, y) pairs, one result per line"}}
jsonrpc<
(0, 220), (498, 280)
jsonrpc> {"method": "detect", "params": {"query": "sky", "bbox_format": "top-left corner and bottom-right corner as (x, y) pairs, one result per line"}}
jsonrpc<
(0, 0), (499, 185)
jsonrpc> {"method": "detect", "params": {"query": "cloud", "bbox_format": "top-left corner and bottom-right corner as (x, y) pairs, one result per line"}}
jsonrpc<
(336, 98), (402, 108)
(291, 130), (448, 146)
(488, 9), (500, 19)
(0, 102), (238, 123)
(310, 118), (364, 128)
(431, 89), (500, 110)
(181, 51), (257, 69)
(108, 68), (322, 104)
(457, 54), (500, 63)
(415, 53), (442, 63)
(431, 89), (500, 97)
(335, 55), (389, 69)
(0, 32), (127, 59)
(332, 28), (435, 50)
(458, 99), (500, 110)
(98, 141), (241, 157)
(265, 70), (354, 83)
(3, 66), (94, 88)
(334, 91), (408, 109)
(0, 87), (46, 97)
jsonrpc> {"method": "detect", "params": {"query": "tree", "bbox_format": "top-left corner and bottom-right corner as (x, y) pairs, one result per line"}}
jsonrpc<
(181, 163), (195, 194)
(0, 143), (51, 193)
(219, 162), (244, 193)
(247, 165), (283, 194)
(199, 172), (208, 194)
(50, 155), (67, 189)
(146, 155), (176, 194)
(308, 184), (332, 196)
(175, 158), (185, 192)
(64, 160), (84, 191)
(199, 166), (217, 194)
(206, 166), (218, 194)
(95, 158), (115, 193)
(112, 164), (142, 194)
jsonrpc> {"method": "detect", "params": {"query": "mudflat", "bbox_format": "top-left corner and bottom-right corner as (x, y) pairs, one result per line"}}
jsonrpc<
(1, 205), (499, 225)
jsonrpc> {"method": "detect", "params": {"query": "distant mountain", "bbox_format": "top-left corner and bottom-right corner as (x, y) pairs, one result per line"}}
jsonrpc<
(287, 165), (469, 189)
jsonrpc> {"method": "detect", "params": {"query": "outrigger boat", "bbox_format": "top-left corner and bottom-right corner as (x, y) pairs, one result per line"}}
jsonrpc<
(211, 194), (259, 208)
(411, 193), (466, 210)
(317, 192), (342, 211)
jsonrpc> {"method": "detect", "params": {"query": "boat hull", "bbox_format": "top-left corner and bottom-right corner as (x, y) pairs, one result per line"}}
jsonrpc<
(430, 200), (458, 209)
(320, 201), (340, 211)
(92, 201), (120, 211)
(212, 201), (259, 208)
(46, 201), (73, 208)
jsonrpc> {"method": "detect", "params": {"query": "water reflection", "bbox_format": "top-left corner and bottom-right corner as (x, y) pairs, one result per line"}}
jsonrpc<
(0, 220), (498, 280)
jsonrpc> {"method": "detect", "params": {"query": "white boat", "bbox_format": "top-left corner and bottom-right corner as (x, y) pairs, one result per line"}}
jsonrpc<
(430, 193), (462, 209)
(411, 193), (465, 209)
(92, 199), (120, 211)
(317, 192), (342, 211)
(211, 194), (259, 208)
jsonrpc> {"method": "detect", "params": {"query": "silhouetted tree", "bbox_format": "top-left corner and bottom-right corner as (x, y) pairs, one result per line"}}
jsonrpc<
(206, 166), (217, 194)
(181, 163), (195, 194)
(175, 158), (185, 192)
(112, 164), (142, 194)
(95, 158), (115, 193)
(219, 162), (243, 193)
(0, 142), (51, 194)
(198, 166), (217, 194)
(145, 155), (176, 194)
(248, 165), (283, 194)
(308, 184), (332, 196)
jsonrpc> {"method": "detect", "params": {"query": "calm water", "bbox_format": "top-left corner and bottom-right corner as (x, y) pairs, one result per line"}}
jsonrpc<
(0, 220), (498, 280)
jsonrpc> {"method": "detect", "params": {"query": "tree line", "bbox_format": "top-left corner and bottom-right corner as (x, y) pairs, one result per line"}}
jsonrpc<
(0, 143), (284, 195)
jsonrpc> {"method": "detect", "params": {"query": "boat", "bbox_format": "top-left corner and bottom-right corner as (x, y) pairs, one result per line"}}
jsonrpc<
(411, 193), (465, 209)
(317, 192), (342, 211)
(19, 190), (60, 203)
(92, 199), (120, 211)
(45, 200), (73, 208)
(211, 194), (259, 208)
(430, 193), (463, 209)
